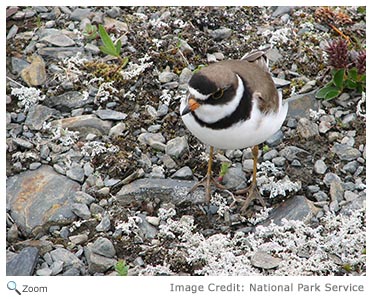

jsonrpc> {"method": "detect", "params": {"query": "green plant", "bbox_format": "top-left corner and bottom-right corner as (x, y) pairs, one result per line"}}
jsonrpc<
(83, 24), (98, 41)
(316, 67), (366, 100)
(218, 161), (231, 182)
(115, 260), (129, 276)
(262, 144), (270, 154)
(98, 24), (122, 58)
(316, 38), (366, 101)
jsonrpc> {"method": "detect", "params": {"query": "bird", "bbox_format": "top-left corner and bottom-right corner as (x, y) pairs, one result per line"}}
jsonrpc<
(180, 49), (288, 213)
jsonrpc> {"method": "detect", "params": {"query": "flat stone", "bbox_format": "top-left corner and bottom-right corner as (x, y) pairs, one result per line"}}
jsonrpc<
(70, 8), (92, 21)
(165, 136), (188, 159)
(286, 91), (320, 118)
(159, 71), (178, 83)
(44, 91), (93, 112)
(116, 178), (205, 207)
(297, 117), (319, 139)
(7, 165), (80, 236)
(340, 193), (366, 215)
(50, 247), (83, 271)
(51, 115), (112, 137)
(36, 267), (52, 276)
(179, 68), (193, 84)
(109, 122), (127, 137)
(41, 32), (75, 47)
(265, 130), (284, 147)
(298, 80), (316, 94)
(279, 146), (309, 161)
(263, 149), (278, 161)
(137, 214), (158, 239)
(13, 137), (33, 149)
(37, 47), (84, 59)
(251, 251), (281, 269)
(272, 156), (286, 167)
(343, 161), (359, 173)
(314, 159), (327, 174)
(69, 234), (89, 245)
(11, 56), (30, 74)
(242, 159), (254, 172)
(6, 247), (39, 276)
(262, 196), (318, 226)
(103, 16), (128, 32)
(313, 191), (328, 202)
(95, 109), (127, 120)
(50, 260), (64, 275)
(171, 166), (193, 180)
(323, 172), (341, 186)
(25, 104), (58, 130)
(91, 237), (116, 258)
(138, 132), (165, 145)
(13, 239), (53, 256)
(331, 143), (361, 161)
(21, 55), (46, 86)
(66, 162), (85, 183)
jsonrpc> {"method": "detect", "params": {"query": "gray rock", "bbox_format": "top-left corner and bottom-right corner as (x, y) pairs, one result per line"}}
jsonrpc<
(50, 260), (64, 275)
(51, 115), (112, 137)
(297, 117), (319, 139)
(96, 213), (111, 232)
(7, 165), (80, 236)
(90, 203), (105, 216)
(262, 196), (318, 226)
(6, 247), (39, 276)
(298, 80), (316, 94)
(159, 70), (178, 83)
(71, 203), (91, 220)
(179, 68), (193, 84)
(92, 237), (116, 258)
(319, 120), (333, 134)
(7, 223), (19, 242)
(286, 91), (320, 118)
(37, 47), (84, 59)
(45, 91), (94, 112)
(171, 166), (193, 180)
(40, 32), (75, 47)
(165, 136), (188, 159)
(109, 122), (127, 137)
(313, 191), (328, 202)
(11, 57), (30, 75)
(242, 159), (254, 172)
(117, 178), (205, 206)
(70, 8), (92, 21)
(323, 172), (341, 186)
(178, 39), (194, 54)
(21, 55), (47, 86)
(161, 154), (177, 169)
(279, 146), (309, 161)
(265, 130), (284, 147)
(331, 143), (361, 161)
(314, 159), (327, 174)
(29, 162), (42, 170)
(95, 109), (127, 120)
(69, 234), (89, 245)
(266, 47), (283, 63)
(251, 251), (281, 269)
(273, 77), (291, 88)
(272, 6), (294, 17)
(50, 247), (83, 271)
(85, 243), (116, 274)
(36, 267), (52, 276)
(272, 156), (286, 167)
(137, 214), (159, 239)
(330, 180), (344, 202)
(210, 27), (232, 40)
(106, 7), (121, 18)
(25, 104), (57, 130)
(329, 200), (340, 212)
(222, 166), (247, 190)
(66, 163), (85, 183)
(340, 193), (366, 215)
(148, 165), (165, 179)
(263, 149), (278, 161)
(138, 132), (166, 146)
(13, 137), (33, 149)
(157, 103), (169, 118)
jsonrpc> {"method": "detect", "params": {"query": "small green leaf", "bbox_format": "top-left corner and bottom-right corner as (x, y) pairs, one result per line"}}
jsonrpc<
(332, 69), (345, 90)
(316, 85), (337, 99)
(347, 68), (358, 81)
(115, 39), (122, 56)
(345, 79), (357, 89)
(98, 24), (118, 57)
(324, 88), (341, 100)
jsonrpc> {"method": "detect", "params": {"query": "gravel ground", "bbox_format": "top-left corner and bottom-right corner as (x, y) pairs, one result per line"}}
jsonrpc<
(6, 6), (366, 276)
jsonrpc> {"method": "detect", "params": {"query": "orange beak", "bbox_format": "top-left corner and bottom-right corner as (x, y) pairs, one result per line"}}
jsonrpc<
(181, 98), (200, 116)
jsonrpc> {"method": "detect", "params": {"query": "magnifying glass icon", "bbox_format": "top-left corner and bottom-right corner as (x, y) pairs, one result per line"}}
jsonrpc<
(7, 281), (21, 295)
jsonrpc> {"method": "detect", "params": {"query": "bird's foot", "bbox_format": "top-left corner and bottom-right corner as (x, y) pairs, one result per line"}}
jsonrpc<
(236, 184), (266, 213)
(189, 175), (226, 202)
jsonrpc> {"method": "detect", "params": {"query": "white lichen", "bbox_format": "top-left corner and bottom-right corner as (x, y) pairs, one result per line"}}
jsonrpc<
(120, 54), (153, 81)
(11, 86), (45, 112)
(81, 141), (119, 158)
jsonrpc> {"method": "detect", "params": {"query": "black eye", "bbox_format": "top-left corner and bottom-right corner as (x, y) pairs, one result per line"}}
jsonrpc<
(212, 89), (224, 99)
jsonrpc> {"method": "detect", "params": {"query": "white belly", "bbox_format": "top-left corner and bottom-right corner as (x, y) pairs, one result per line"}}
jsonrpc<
(181, 101), (288, 150)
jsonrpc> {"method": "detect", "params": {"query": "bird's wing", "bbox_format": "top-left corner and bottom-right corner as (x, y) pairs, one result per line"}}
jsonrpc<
(240, 46), (271, 73)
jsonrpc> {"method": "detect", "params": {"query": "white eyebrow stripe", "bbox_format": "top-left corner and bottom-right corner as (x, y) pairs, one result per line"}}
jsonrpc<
(188, 87), (210, 100)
